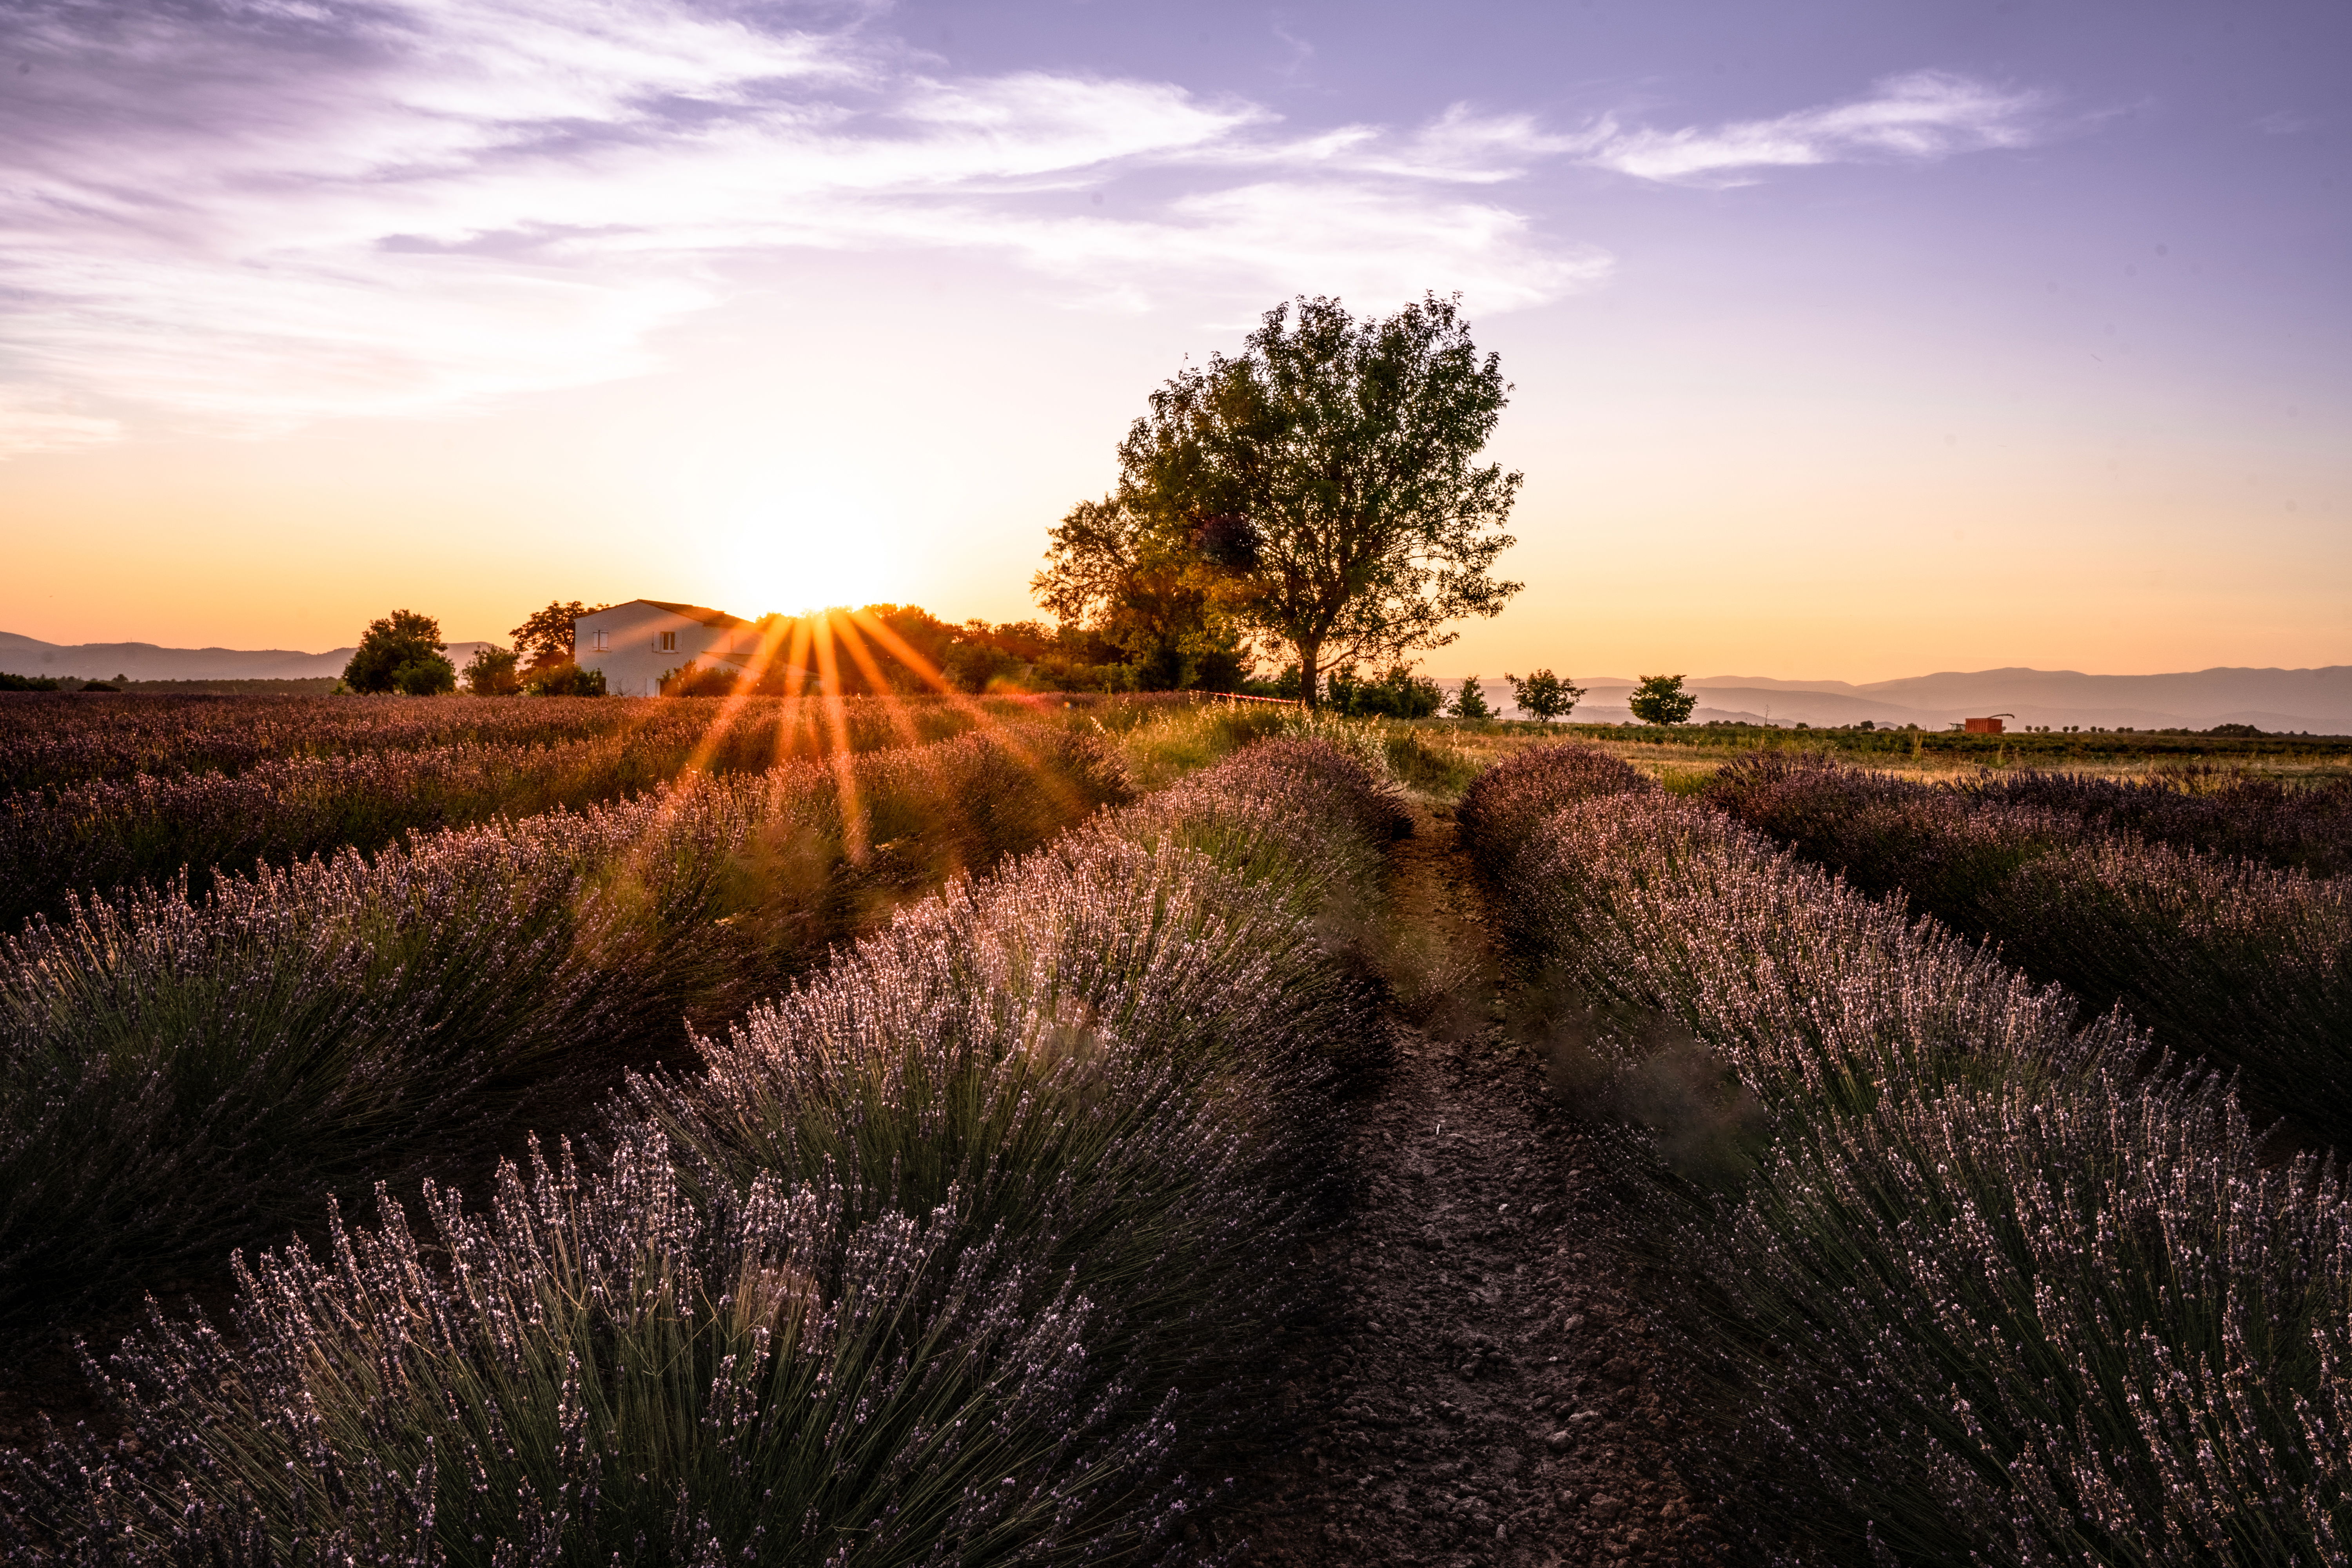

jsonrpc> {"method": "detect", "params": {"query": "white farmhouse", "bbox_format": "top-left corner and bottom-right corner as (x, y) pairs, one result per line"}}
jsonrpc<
(573, 600), (758, 697)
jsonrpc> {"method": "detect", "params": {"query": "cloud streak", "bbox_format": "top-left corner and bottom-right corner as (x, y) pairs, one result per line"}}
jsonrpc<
(0, 5), (2042, 454)
(1569, 71), (2045, 184)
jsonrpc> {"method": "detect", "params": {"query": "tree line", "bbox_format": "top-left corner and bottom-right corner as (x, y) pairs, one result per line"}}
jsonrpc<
(339, 290), (1708, 719)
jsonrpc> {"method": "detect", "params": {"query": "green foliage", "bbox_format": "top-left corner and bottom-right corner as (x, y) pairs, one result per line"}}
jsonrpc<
(1504, 667), (1584, 723)
(1628, 672), (1697, 726)
(343, 610), (448, 695)
(1325, 663), (1444, 719)
(662, 664), (739, 697)
(1450, 674), (1493, 720)
(391, 653), (456, 696)
(508, 599), (608, 675)
(1100, 292), (1523, 705)
(523, 661), (606, 697)
(461, 644), (521, 696)
(0, 674), (62, 692)
(1033, 496), (1254, 690)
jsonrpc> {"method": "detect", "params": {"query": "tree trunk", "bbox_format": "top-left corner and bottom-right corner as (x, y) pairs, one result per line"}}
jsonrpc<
(1298, 640), (1321, 709)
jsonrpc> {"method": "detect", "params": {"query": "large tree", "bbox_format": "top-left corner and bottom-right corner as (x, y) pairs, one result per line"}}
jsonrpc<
(1096, 292), (1522, 706)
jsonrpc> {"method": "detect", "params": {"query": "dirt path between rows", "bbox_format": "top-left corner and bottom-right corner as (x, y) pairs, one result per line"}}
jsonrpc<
(1214, 802), (1719, 1567)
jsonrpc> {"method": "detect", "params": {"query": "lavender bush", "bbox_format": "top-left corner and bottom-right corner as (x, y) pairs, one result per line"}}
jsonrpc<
(0, 726), (1129, 1330)
(1465, 742), (2352, 1565)
(1, 739), (1402, 1564)
(1705, 750), (2352, 1143)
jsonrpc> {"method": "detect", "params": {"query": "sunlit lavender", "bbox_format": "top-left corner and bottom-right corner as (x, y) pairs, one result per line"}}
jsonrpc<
(1463, 741), (2352, 1564)
(0, 737), (1402, 1563)
(0, 725), (1129, 1330)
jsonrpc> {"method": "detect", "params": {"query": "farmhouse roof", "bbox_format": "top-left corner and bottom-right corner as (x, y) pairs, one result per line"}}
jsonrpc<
(635, 599), (751, 630)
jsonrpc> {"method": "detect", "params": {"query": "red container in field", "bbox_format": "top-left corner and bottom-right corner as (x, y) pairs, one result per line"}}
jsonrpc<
(1964, 716), (2007, 735)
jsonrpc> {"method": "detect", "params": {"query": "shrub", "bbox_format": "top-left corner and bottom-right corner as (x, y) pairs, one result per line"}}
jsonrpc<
(0, 726), (1132, 1332)
(1463, 742), (2352, 1565)
(523, 661), (606, 697)
(461, 644), (521, 696)
(663, 664), (739, 697)
(1325, 664), (1445, 719)
(1, 740), (1402, 1563)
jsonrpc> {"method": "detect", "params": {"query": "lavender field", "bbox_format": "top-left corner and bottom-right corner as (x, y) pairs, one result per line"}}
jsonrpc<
(2, 698), (2348, 1564)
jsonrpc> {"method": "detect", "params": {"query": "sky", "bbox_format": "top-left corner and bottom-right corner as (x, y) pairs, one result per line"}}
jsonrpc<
(0, 0), (2345, 681)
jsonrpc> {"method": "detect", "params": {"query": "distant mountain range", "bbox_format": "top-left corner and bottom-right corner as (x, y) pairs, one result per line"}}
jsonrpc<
(0, 632), (495, 683)
(1453, 666), (2352, 733)
(5, 631), (2345, 733)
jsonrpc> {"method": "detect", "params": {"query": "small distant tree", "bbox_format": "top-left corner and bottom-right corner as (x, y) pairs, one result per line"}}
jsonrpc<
(1629, 673), (1698, 726)
(1450, 675), (1493, 720)
(463, 644), (521, 696)
(1505, 668), (1584, 724)
(345, 610), (454, 695)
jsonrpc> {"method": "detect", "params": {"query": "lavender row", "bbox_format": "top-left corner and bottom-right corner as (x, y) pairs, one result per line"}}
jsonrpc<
(1706, 750), (2352, 1143)
(1963, 762), (2352, 878)
(1463, 742), (2352, 1565)
(3, 739), (1406, 1564)
(0, 724), (1130, 1334)
(0, 692), (1031, 793)
(0, 699), (1007, 929)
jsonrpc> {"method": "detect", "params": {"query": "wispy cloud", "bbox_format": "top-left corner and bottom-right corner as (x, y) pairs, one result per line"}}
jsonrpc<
(1569, 71), (2045, 184)
(0, 4), (2040, 455)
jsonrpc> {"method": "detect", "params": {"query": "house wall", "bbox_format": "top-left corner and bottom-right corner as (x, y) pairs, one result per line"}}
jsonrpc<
(574, 603), (748, 697)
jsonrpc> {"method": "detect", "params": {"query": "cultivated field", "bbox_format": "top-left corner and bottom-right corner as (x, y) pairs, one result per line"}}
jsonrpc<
(2, 692), (2347, 1564)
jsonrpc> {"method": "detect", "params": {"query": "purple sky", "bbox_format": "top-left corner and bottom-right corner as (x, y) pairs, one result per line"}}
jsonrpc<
(2, 0), (2345, 676)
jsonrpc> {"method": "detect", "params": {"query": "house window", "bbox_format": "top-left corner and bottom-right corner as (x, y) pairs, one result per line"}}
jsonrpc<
(590, 630), (609, 652)
(660, 630), (677, 652)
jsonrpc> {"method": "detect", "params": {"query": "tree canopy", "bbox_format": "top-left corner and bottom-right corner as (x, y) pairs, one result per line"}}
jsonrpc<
(509, 601), (609, 675)
(1066, 292), (1521, 706)
(344, 610), (455, 695)
(1506, 668), (1584, 724)
(1629, 673), (1698, 726)
(1032, 496), (1250, 690)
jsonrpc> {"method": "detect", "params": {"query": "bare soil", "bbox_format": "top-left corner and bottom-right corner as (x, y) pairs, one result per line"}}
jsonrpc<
(1210, 803), (1719, 1567)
